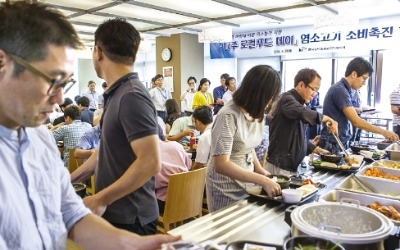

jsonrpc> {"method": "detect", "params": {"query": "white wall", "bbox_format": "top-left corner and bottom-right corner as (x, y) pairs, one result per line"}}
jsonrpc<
(77, 59), (105, 98)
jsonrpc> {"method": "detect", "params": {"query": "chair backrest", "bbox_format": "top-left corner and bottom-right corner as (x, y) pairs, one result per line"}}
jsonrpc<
(162, 167), (206, 229)
(68, 148), (83, 174)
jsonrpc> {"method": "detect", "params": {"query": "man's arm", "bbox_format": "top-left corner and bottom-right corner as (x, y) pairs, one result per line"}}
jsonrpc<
(167, 129), (192, 142)
(343, 106), (399, 141)
(82, 134), (161, 215)
(68, 213), (180, 250)
(74, 148), (95, 159)
(71, 150), (98, 183)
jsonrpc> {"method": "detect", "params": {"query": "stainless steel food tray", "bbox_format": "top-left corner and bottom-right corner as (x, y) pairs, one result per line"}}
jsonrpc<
(357, 166), (400, 184)
(336, 175), (400, 201)
(385, 143), (400, 161)
(371, 159), (400, 170)
(319, 189), (400, 225)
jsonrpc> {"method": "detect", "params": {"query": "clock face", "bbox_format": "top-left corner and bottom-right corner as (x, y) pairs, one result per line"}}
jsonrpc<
(161, 48), (171, 61)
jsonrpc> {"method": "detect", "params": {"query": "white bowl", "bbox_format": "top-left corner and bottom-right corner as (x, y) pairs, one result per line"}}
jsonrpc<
(282, 189), (302, 203)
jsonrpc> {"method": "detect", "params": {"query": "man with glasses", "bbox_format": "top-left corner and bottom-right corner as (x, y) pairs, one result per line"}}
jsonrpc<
(320, 57), (399, 153)
(180, 76), (197, 115)
(267, 68), (338, 175)
(0, 1), (178, 249)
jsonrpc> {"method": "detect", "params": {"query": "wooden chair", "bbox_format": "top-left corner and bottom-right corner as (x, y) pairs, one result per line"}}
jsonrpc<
(157, 167), (206, 233)
(68, 148), (83, 174)
(86, 175), (95, 195)
(68, 148), (95, 195)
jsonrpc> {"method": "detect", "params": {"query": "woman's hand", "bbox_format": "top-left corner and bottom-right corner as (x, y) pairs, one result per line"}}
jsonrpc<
(261, 177), (281, 198)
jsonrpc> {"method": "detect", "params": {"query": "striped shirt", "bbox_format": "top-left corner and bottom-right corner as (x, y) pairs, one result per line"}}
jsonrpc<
(206, 101), (263, 212)
(390, 86), (400, 126)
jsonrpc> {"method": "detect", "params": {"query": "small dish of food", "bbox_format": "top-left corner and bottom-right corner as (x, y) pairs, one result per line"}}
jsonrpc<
(320, 153), (343, 164)
(245, 183), (263, 195)
(267, 174), (291, 188)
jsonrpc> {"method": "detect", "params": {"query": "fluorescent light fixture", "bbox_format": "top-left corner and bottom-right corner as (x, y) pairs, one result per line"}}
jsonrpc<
(198, 26), (232, 43)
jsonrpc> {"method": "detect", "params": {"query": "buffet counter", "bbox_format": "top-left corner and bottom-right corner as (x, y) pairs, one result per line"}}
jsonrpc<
(168, 167), (352, 246)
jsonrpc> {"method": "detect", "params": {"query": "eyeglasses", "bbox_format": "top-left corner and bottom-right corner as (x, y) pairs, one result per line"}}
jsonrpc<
(307, 85), (318, 93)
(359, 75), (369, 82)
(8, 53), (75, 96)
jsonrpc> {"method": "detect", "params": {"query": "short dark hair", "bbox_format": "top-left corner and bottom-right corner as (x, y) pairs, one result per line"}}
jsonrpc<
(294, 68), (321, 87)
(220, 73), (230, 79)
(63, 105), (81, 121)
(154, 74), (163, 81)
(192, 106), (213, 125)
(345, 57), (374, 77)
(77, 96), (90, 108)
(187, 76), (197, 83)
(198, 78), (211, 91)
(59, 97), (73, 109)
(225, 77), (236, 87)
(233, 65), (281, 121)
(94, 18), (140, 65)
(0, 1), (82, 76)
(74, 95), (81, 103)
(88, 80), (96, 87)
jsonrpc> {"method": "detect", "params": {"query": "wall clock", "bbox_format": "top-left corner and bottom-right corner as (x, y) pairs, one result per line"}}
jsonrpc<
(161, 48), (172, 62)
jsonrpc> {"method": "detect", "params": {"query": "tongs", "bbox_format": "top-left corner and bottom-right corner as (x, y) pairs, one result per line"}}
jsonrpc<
(332, 132), (350, 158)
(327, 122), (352, 164)
(350, 173), (374, 193)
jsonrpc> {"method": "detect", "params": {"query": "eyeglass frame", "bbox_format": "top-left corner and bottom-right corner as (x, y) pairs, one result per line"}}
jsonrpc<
(359, 74), (369, 82)
(7, 53), (75, 96)
(307, 85), (319, 93)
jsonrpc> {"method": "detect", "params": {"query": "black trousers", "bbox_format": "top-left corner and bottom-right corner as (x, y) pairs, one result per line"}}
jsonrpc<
(394, 125), (400, 137)
(111, 217), (157, 236)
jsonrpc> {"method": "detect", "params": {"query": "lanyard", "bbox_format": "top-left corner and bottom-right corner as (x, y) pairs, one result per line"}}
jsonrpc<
(158, 88), (167, 100)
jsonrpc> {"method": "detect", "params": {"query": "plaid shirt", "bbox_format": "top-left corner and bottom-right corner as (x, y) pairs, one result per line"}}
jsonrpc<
(53, 120), (92, 167)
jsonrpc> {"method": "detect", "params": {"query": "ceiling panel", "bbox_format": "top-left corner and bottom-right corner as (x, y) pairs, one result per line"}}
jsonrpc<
(101, 3), (199, 25)
(134, 0), (245, 18)
(227, 0), (306, 10)
(0, 0), (399, 47)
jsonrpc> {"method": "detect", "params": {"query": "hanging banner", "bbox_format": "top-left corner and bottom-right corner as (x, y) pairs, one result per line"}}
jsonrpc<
(210, 16), (400, 59)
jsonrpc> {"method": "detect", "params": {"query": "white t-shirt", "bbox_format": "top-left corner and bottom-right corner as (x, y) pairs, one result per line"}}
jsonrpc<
(182, 91), (195, 112)
(222, 90), (234, 106)
(195, 123), (212, 164)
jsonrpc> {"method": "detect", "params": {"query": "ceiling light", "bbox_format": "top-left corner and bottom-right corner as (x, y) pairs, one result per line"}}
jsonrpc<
(198, 26), (232, 43)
